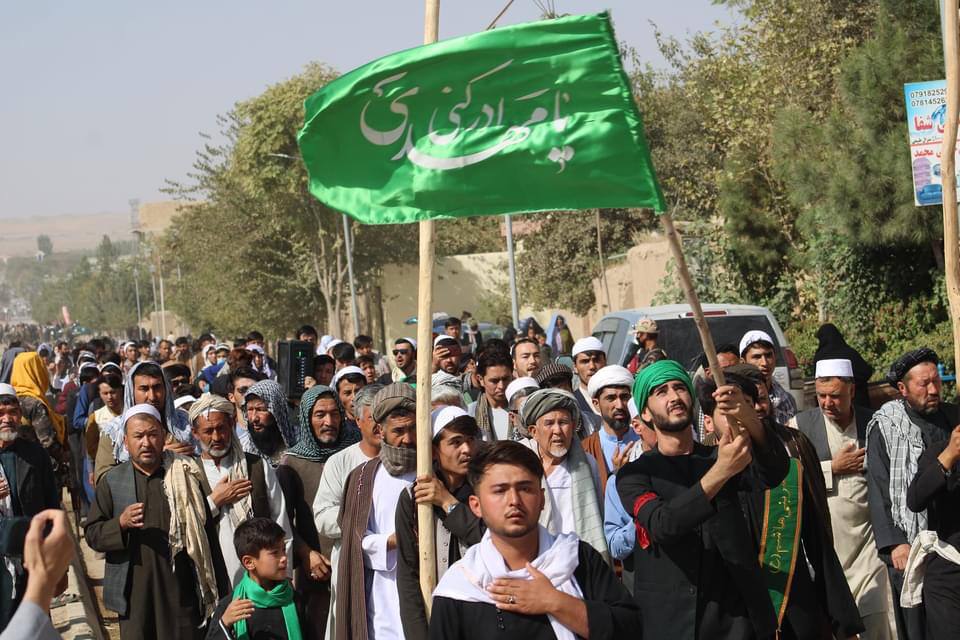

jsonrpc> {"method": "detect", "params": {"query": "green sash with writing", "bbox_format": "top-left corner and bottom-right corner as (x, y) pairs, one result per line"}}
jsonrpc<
(758, 457), (803, 627)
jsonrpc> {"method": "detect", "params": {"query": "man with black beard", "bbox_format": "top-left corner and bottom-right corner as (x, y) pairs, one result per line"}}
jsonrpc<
(617, 359), (789, 640)
(866, 348), (959, 640)
(188, 393), (291, 590)
(244, 380), (297, 467)
(334, 383), (417, 640)
(581, 365), (640, 492)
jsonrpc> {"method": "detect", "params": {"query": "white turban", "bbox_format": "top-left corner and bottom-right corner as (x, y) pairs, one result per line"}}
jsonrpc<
(587, 365), (634, 398)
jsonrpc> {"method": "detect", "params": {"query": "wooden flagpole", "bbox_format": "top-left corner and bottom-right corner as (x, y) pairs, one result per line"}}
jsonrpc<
(415, 0), (440, 616)
(941, 0), (960, 378)
(659, 210), (738, 432)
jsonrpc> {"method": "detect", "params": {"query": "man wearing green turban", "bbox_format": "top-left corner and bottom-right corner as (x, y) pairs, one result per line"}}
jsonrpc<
(617, 359), (790, 640)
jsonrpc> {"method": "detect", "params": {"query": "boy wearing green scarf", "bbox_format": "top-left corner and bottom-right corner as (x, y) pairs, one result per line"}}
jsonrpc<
(207, 518), (303, 640)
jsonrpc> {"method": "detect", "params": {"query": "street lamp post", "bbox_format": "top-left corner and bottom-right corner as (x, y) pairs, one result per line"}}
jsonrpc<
(133, 268), (143, 339)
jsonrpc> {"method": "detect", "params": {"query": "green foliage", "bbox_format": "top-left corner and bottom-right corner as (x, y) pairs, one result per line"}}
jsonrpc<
(36, 235), (52, 256)
(645, 0), (955, 374)
(163, 63), (419, 339)
(517, 208), (657, 315)
(28, 237), (140, 334)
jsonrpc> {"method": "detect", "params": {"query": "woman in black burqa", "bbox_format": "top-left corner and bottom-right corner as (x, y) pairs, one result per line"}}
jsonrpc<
(813, 323), (874, 408)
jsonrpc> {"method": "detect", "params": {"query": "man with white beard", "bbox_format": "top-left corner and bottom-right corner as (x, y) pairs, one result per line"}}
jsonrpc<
(188, 393), (291, 588)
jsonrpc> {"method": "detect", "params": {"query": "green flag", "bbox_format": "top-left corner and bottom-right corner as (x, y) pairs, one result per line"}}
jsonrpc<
(298, 12), (666, 224)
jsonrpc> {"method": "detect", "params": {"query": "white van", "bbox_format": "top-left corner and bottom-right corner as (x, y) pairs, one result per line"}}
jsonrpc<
(591, 304), (805, 409)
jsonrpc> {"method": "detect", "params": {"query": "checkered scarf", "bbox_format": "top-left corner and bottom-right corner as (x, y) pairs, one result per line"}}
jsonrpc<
(866, 399), (927, 543)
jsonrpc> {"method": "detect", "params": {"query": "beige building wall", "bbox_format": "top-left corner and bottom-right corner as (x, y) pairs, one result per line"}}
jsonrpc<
(379, 235), (672, 346)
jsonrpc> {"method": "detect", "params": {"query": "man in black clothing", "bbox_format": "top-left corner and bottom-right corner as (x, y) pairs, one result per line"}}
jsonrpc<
(866, 348), (958, 640)
(396, 406), (484, 640)
(430, 440), (638, 640)
(700, 370), (863, 640)
(906, 425), (960, 639)
(0, 384), (62, 631)
(616, 359), (790, 640)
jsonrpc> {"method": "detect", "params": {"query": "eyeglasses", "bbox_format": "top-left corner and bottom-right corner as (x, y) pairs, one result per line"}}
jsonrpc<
(392, 350), (412, 356)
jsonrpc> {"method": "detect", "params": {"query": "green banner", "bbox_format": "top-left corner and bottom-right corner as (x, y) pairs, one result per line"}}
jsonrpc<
(758, 457), (803, 626)
(298, 12), (666, 225)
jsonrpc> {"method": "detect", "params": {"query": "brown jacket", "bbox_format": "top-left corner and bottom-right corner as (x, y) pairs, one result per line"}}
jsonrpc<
(581, 431), (611, 490)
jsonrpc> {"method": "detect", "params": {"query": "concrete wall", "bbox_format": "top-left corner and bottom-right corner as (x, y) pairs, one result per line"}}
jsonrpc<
(379, 234), (672, 346)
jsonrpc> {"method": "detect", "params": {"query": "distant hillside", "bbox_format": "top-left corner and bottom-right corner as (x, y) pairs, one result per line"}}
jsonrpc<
(0, 211), (130, 259)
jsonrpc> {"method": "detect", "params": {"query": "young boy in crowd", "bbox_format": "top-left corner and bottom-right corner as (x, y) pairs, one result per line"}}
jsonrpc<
(207, 518), (303, 640)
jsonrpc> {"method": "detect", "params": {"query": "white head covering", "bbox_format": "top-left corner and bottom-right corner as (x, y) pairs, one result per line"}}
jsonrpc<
(100, 362), (122, 374)
(174, 395), (198, 410)
(506, 377), (539, 404)
(318, 335), (334, 353)
(396, 337), (418, 351)
(326, 339), (345, 353)
(79, 363), (100, 377)
(739, 330), (775, 356)
(434, 334), (459, 348)
(332, 365), (365, 389)
(121, 403), (162, 431)
(431, 405), (469, 438)
(815, 358), (854, 379)
(571, 336), (605, 358)
(586, 365), (634, 398)
(0, 383), (16, 398)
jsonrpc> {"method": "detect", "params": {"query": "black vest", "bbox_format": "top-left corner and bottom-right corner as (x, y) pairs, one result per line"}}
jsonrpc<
(794, 407), (872, 462)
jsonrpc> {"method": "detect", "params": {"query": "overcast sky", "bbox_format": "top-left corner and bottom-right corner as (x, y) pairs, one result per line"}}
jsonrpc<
(0, 1), (733, 220)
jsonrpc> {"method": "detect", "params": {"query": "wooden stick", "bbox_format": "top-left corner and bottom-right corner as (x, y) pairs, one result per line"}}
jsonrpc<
(659, 211), (739, 434)
(416, 0), (441, 617)
(941, 1), (960, 380)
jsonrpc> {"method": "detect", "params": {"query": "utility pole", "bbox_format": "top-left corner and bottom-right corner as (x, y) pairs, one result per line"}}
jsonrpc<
(134, 268), (143, 339)
(505, 215), (520, 329)
(342, 214), (361, 338)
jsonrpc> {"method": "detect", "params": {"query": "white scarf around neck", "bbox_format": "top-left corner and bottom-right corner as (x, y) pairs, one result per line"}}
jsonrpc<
(432, 526), (583, 640)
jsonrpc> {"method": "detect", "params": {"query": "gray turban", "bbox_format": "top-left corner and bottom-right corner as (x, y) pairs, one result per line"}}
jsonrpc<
(520, 388), (580, 427)
(372, 382), (417, 423)
(188, 393), (236, 426)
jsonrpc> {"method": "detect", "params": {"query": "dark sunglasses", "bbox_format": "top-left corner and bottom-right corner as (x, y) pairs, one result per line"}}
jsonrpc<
(392, 349), (412, 356)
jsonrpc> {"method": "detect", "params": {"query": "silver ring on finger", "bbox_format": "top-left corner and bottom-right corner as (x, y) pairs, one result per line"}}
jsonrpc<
(508, 595), (516, 605)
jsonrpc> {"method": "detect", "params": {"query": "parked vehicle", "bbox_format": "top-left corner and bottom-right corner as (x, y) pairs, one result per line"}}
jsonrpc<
(591, 304), (805, 409)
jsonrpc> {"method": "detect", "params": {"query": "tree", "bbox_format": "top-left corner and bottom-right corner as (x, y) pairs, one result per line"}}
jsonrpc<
(517, 208), (656, 314)
(163, 63), (420, 339)
(36, 235), (52, 256)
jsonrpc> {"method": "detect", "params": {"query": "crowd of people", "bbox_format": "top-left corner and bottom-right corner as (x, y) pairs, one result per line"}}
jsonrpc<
(0, 316), (958, 640)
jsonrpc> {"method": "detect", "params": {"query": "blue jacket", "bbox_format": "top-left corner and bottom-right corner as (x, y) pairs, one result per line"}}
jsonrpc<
(603, 474), (635, 561)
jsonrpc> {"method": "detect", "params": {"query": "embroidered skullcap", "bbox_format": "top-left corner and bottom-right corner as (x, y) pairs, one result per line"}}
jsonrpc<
(122, 403), (162, 431)
(431, 405), (469, 438)
(332, 365), (365, 389)
(571, 336), (605, 357)
(506, 377), (539, 405)
(739, 330), (775, 356)
(815, 359), (853, 379)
